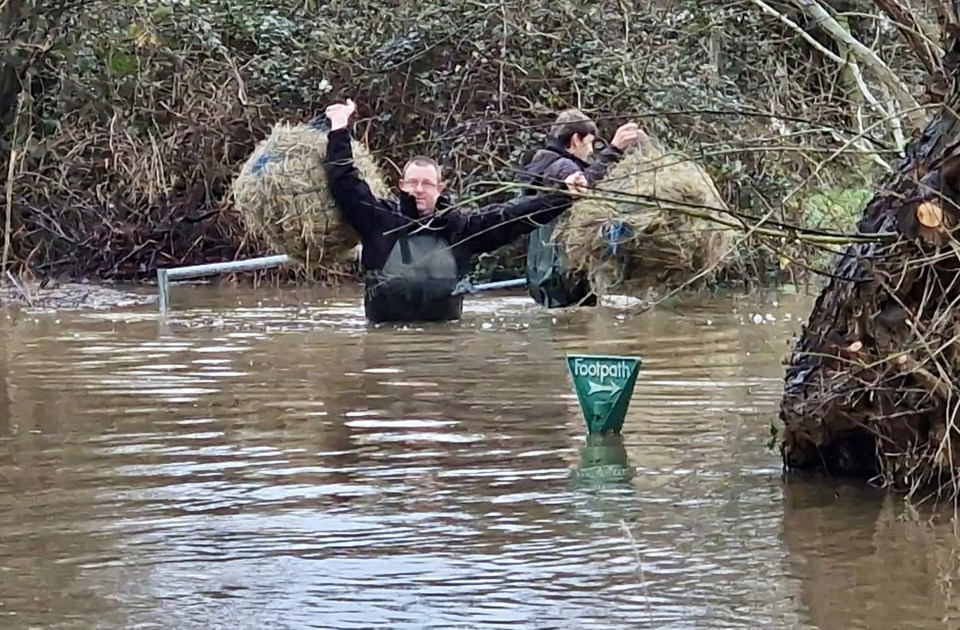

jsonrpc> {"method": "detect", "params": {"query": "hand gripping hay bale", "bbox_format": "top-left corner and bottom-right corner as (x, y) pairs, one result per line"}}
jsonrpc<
(232, 119), (391, 276)
(553, 138), (736, 296)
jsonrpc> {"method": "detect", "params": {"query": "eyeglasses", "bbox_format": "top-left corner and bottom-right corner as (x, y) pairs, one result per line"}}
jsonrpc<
(400, 179), (440, 191)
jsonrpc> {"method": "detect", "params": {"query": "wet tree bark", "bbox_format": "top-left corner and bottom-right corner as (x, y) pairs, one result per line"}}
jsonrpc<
(779, 1), (960, 493)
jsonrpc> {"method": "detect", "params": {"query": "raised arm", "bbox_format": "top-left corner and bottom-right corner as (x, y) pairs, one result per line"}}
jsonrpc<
(582, 122), (646, 185)
(540, 123), (645, 189)
(449, 172), (587, 255)
(322, 99), (387, 238)
(582, 144), (624, 184)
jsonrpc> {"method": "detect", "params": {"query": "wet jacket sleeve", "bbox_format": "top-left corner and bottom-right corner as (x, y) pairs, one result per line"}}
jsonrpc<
(322, 128), (385, 238)
(544, 147), (624, 189)
(448, 191), (574, 255)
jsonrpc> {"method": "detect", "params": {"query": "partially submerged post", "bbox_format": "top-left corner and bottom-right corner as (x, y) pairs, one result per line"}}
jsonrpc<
(566, 354), (642, 434)
(575, 433), (636, 485)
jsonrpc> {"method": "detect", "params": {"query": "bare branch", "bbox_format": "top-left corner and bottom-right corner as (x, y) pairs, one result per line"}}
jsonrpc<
(750, 0), (906, 153)
(793, 0), (927, 129)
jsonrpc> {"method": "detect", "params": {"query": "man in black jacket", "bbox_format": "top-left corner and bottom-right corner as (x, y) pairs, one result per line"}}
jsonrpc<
(522, 109), (646, 309)
(322, 99), (588, 324)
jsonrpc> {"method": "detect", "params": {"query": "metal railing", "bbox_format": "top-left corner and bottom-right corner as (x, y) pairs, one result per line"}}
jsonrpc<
(155, 255), (527, 314)
(156, 254), (291, 314)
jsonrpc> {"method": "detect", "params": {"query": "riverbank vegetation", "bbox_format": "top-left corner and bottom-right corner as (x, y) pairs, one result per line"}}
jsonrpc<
(778, 0), (960, 499)
(0, 0), (943, 288)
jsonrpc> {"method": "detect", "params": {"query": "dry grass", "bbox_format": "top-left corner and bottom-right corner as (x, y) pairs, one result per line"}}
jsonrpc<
(553, 138), (737, 297)
(231, 120), (391, 278)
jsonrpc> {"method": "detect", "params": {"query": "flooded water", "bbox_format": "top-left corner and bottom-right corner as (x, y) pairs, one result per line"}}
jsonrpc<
(1, 284), (959, 629)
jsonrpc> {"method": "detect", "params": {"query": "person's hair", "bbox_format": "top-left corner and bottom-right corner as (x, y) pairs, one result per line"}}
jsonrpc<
(402, 156), (442, 180)
(549, 109), (598, 146)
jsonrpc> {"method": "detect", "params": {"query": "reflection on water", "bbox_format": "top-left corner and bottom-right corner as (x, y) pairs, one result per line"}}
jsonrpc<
(574, 434), (636, 486)
(0, 284), (958, 628)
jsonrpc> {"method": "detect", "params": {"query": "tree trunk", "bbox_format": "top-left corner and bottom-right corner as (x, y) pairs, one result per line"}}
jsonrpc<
(779, 2), (960, 494)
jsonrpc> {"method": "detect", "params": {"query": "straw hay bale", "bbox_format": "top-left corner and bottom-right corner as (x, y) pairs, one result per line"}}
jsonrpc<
(232, 120), (391, 274)
(554, 138), (736, 296)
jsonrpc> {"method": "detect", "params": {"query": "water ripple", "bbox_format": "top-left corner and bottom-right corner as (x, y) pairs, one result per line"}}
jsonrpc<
(0, 289), (943, 629)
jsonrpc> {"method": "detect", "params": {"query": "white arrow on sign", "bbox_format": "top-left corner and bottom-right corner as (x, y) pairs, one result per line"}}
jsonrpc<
(587, 381), (621, 396)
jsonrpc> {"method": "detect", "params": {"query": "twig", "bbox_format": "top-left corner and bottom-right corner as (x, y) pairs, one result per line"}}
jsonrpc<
(5, 270), (31, 306)
(3, 144), (15, 276)
(482, 180), (897, 245)
(221, 50), (248, 106)
(498, 0), (506, 113)
(3, 90), (24, 276)
(881, 83), (907, 155)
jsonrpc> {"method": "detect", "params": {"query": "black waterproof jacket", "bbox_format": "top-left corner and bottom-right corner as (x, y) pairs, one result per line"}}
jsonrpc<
(324, 128), (576, 275)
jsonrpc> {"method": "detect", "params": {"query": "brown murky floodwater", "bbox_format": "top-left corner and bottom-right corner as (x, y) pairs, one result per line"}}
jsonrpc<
(2, 284), (960, 629)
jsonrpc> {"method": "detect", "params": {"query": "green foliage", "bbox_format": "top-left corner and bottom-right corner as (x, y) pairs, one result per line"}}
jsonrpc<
(0, 0), (941, 280)
(802, 187), (873, 233)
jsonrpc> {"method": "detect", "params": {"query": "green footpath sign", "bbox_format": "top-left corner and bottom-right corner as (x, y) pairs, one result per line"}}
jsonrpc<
(566, 354), (642, 434)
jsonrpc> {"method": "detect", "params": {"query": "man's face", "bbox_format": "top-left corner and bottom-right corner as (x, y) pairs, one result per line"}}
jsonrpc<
(569, 133), (595, 161)
(400, 163), (445, 216)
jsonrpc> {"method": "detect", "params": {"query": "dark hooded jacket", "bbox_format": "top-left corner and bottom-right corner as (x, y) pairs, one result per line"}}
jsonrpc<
(323, 127), (577, 323)
(520, 138), (624, 192)
(521, 138), (626, 309)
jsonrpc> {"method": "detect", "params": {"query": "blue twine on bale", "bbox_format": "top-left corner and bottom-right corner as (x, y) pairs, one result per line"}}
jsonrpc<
(307, 116), (330, 132)
(251, 116), (327, 175)
(251, 153), (276, 175)
(603, 219), (631, 255)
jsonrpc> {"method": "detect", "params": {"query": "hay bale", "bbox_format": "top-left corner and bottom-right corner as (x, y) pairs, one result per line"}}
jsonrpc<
(554, 138), (736, 296)
(232, 120), (391, 275)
